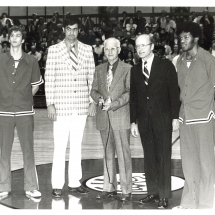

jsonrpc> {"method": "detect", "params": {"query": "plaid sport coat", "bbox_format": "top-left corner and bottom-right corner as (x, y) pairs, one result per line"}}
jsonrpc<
(45, 40), (95, 116)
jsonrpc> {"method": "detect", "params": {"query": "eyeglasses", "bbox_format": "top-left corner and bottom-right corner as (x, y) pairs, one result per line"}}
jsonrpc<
(65, 27), (78, 32)
(104, 47), (119, 52)
(135, 43), (152, 50)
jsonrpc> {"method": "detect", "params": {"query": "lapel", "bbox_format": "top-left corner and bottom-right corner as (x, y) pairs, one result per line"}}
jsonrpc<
(76, 41), (85, 71)
(148, 56), (161, 86)
(99, 62), (109, 98)
(58, 41), (74, 72)
(109, 60), (124, 93)
(136, 61), (147, 93)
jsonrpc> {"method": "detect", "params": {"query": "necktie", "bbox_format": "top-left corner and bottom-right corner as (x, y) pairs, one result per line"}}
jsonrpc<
(143, 61), (149, 86)
(107, 65), (113, 91)
(70, 44), (78, 71)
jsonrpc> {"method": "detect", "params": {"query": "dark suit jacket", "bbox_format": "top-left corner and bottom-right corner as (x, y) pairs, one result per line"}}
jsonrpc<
(130, 56), (180, 132)
(91, 60), (131, 131)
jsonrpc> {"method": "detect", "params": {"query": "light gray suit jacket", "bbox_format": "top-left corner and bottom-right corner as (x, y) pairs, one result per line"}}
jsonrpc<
(91, 60), (131, 130)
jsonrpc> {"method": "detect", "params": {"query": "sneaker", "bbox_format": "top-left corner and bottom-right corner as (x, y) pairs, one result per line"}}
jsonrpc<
(0, 191), (9, 197)
(25, 190), (41, 198)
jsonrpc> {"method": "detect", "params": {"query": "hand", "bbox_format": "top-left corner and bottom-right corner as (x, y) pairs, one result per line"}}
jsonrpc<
(102, 98), (111, 111)
(88, 103), (96, 116)
(172, 119), (179, 131)
(47, 104), (57, 121)
(131, 123), (139, 137)
(98, 97), (104, 108)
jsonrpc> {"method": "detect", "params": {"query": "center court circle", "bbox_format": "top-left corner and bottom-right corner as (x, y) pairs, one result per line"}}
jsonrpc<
(84, 173), (184, 195)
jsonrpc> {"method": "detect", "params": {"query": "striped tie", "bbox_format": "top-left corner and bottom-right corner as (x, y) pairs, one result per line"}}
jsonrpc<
(107, 65), (113, 91)
(143, 61), (149, 86)
(70, 44), (78, 71)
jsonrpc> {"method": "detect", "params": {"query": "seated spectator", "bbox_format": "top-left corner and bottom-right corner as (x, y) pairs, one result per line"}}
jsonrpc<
(0, 40), (10, 53)
(32, 13), (39, 27)
(85, 28), (96, 46)
(0, 27), (9, 43)
(151, 24), (158, 34)
(157, 10), (167, 31)
(134, 10), (146, 33)
(100, 12), (113, 39)
(159, 28), (168, 41)
(0, 12), (7, 26)
(50, 11), (62, 31)
(26, 19), (36, 40)
(83, 15), (94, 32)
(161, 39), (172, 56)
(189, 11), (199, 23)
(5, 18), (13, 30)
(166, 44), (179, 61)
(124, 50), (134, 66)
(209, 40), (215, 57)
(78, 28), (88, 44)
(119, 42), (129, 61)
(145, 16), (156, 31)
(39, 36), (48, 52)
(37, 17), (46, 41)
(28, 45), (42, 61)
(125, 17), (137, 32)
(92, 38), (104, 56)
(153, 32), (162, 47)
(200, 9), (214, 51)
(44, 22), (55, 46)
(55, 23), (64, 40)
(166, 27), (175, 50)
(165, 14), (176, 32)
(120, 11), (129, 29)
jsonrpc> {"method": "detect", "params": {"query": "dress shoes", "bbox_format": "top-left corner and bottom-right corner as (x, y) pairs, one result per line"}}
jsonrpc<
(68, 185), (89, 194)
(158, 198), (168, 209)
(139, 194), (159, 204)
(96, 191), (117, 200)
(52, 189), (62, 198)
(120, 193), (132, 201)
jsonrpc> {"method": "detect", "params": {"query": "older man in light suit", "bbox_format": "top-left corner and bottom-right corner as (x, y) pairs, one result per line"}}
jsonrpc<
(91, 38), (132, 202)
(45, 15), (96, 198)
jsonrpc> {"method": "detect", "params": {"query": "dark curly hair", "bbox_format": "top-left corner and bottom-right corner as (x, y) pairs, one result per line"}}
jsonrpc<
(176, 21), (202, 39)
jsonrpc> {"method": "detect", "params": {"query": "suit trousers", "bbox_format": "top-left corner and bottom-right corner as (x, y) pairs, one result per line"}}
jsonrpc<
(180, 120), (215, 209)
(139, 117), (172, 198)
(52, 114), (87, 189)
(100, 124), (132, 194)
(0, 115), (38, 192)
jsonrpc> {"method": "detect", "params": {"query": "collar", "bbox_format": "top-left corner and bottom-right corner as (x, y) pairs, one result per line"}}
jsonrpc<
(108, 58), (119, 70)
(5, 51), (29, 64)
(142, 53), (154, 65)
(64, 39), (78, 50)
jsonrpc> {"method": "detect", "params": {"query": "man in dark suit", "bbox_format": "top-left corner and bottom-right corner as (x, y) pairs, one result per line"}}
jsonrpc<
(130, 34), (180, 209)
(91, 37), (132, 202)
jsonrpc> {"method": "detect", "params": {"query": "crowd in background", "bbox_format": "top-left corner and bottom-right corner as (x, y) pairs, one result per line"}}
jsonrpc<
(0, 9), (215, 76)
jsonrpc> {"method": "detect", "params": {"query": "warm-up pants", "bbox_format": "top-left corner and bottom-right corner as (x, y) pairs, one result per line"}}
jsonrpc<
(180, 120), (215, 209)
(0, 115), (38, 192)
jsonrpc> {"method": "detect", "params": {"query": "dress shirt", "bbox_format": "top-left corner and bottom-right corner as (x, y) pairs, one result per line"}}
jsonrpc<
(142, 54), (154, 75)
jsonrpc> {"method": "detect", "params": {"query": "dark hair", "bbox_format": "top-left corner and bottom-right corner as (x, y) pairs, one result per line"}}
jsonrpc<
(1, 12), (8, 18)
(63, 15), (80, 28)
(1, 26), (8, 34)
(122, 11), (127, 16)
(8, 25), (25, 40)
(176, 21), (202, 39)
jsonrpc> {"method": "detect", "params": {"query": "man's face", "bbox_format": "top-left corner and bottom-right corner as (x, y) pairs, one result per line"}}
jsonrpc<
(95, 39), (101, 46)
(64, 24), (79, 43)
(150, 17), (154, 23)
(104, 39), (120, 62)
(137, 11), (141, 18)
(135, 35), (154, 60)
(9, 31), (24, 48)
(179, 32), (197, 52)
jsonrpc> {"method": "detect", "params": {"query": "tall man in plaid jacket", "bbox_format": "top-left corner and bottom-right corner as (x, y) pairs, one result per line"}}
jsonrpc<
(45, 16), (96, 198)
